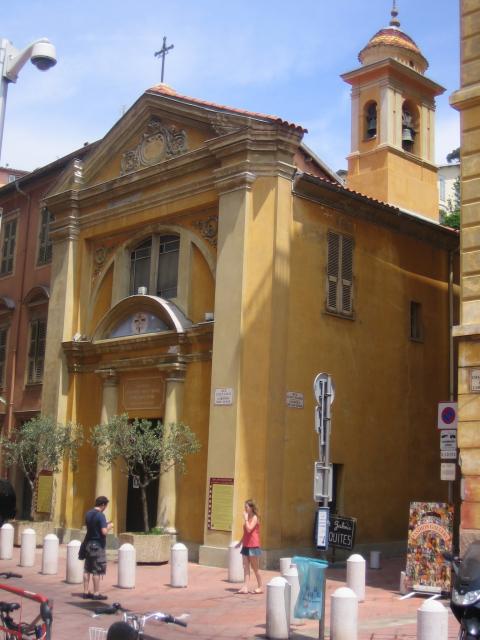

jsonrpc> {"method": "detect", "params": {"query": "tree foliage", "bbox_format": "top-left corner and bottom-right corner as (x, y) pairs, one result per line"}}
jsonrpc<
(0, 416), (83, 519)
(90, 414), (200, 532)
(446, 147), (460, 164)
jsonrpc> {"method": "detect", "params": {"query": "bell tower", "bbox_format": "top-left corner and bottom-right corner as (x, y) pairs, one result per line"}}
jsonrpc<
(341, 2), (445, 220)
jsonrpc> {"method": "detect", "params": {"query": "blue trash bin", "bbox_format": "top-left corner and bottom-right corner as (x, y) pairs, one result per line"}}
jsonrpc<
(292, 556), (328, 620)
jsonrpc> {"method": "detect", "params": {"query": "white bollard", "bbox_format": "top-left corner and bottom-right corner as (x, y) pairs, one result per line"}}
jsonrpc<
(347, 554), (365, 602)
(20, 528), (36, 567)
(330, 586), (358, 640)
(370, 550), (381, 569)
(41, 533), (59, 575)
(118, 543), (136, 589)
(279, 557), (292, 576)
(66, 540), (84, 584)
(399, 570), (408, 595)
(266, 576), (291, 640)
(0, 524), (14, 560)
(228, 541), (244, 583)
(417, 599), (448, 640)
(283, 565), (302, 625)
(170, 542), (188, 588)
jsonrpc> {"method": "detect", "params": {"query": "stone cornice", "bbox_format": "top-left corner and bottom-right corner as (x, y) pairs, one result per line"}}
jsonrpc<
(347, 143), (438, 172)
(450, 84), (480, 112)
(213, 168), (257, 195)
(48, 195), (81, 242)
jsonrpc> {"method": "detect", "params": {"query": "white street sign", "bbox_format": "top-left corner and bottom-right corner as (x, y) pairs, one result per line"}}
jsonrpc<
(440, 430), (457, 451)
(441, 450), (457, 460)
(437, 402), (458, 430)
(313, 373), (335, 405)
(441, 463), (456, 481)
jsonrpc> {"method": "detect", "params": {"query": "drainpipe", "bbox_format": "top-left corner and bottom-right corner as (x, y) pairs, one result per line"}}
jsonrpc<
(448, 248), (455, 507)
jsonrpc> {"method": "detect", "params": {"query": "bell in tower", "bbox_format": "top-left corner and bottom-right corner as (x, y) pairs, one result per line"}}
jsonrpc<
(401, 108), (415, 151)
(366, 103), (377, 139)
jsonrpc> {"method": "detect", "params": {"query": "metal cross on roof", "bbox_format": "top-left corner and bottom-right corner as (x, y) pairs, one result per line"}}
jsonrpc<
(154, 36), (174, 83)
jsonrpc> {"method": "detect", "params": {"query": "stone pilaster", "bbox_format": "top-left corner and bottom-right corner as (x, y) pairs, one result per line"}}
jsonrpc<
(156, 367), (186, 533)
(450, 0), (480, 554)
(94, 369), (119, 504)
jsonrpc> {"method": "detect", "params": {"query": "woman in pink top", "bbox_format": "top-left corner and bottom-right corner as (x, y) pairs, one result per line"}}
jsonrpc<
(236, 499), (262, 594)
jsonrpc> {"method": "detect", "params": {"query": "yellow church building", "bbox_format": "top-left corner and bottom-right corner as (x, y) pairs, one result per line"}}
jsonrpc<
(32, 6), (459, 566)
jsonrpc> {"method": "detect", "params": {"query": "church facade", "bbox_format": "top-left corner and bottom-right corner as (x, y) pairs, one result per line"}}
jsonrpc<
(1, 8), (459, 565)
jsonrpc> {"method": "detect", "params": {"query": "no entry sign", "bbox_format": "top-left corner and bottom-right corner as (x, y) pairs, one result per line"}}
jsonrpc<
(437, 402), (458, 430)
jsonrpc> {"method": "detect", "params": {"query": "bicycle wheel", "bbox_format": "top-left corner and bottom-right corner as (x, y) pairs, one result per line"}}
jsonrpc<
(106, 621), (138, 640)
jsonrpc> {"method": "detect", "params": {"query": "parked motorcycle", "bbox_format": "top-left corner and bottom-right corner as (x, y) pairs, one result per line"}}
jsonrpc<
(447, 540), (480, 638)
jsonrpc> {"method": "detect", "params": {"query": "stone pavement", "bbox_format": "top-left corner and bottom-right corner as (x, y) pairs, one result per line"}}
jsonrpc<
(0, 548), (460, 639)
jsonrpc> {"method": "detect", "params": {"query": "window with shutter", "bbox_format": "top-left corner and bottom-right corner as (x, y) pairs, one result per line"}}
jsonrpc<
(326, 230), (354, 317)
(0, 219), (17, 276)
(27, 319), (46, 384)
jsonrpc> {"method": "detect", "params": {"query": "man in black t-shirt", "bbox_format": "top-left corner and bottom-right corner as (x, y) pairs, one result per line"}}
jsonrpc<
(82, 496), (113, 600)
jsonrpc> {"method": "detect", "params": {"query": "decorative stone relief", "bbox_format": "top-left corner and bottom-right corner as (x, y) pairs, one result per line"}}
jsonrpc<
(192, 215), (218, 247)
(121, 117), (188, 175)
(92, 244), (114, 282)
(209, 113), (242, 136)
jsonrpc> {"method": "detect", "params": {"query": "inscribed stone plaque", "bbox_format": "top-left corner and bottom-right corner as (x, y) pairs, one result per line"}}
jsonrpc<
(123, 377), (164, 411)
(36, 474), (54, 514)
(208, 478), (234, 531)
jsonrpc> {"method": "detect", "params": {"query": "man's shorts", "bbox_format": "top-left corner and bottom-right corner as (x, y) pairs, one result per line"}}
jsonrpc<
(84, 540), (107, 575)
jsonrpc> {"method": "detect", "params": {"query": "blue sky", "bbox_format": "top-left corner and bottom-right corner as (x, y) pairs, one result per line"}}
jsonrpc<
(3, 0), (460, 173)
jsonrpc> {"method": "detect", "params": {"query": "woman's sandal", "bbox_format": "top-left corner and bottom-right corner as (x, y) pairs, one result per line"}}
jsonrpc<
(236, 587), (249, 594)
(250, 588), (263, 594)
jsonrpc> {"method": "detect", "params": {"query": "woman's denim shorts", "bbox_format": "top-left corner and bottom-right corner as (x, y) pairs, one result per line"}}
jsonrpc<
(241, 546), (261, 557)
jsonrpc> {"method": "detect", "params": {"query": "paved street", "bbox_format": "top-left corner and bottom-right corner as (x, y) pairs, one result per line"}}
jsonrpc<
(0, 548), (459, 639)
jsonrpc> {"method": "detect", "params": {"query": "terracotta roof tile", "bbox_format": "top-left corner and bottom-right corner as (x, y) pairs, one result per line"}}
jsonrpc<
(147, 84), (307, 133)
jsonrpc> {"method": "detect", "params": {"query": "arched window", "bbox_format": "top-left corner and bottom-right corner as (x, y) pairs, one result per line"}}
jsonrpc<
(401, 101), (419, 155)
(130, 234), (180, 299)
(365, 101), (377, 140)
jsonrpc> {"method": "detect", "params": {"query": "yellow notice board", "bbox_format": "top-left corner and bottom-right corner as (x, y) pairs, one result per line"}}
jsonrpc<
(36, 474), (54, 514)
(208, 478), (234, 531)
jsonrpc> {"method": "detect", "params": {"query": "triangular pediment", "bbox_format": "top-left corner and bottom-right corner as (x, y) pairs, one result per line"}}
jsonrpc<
(49, 86), (257, 195)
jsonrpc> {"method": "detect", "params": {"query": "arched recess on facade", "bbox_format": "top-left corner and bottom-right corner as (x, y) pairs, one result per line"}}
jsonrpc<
(87, 223), (216, 335)
(92, 294), (192, 342)
(23, 285), (50, 306)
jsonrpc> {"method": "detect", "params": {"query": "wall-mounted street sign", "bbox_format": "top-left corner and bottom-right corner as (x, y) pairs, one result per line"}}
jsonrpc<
(437, 402), (458, 430)
(315, 507), (330, 550)
(440, 450), (457, 460)
(286, 391), (304, 409)
(441, 463), (456, 482)
(214, 388), (234, 406)
(471, 369), (480, 392)
(328, 515), (356, 550)
(440, 430), (457, 451)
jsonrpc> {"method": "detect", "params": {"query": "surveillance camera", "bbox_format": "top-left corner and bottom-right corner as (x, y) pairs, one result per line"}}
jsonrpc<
(30, 40), (57, 71)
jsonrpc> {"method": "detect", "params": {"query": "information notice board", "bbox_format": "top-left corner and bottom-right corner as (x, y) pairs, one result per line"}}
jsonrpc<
(208, 477), (234, 531)
(405, 501), (453, 594)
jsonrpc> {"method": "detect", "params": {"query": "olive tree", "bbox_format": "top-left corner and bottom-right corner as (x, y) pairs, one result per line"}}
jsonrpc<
(90, 414), (200, 533)
(0, 415), (83, 519)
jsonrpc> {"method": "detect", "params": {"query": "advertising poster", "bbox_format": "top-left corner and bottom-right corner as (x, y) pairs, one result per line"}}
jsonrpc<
(405, 501), (453, 594)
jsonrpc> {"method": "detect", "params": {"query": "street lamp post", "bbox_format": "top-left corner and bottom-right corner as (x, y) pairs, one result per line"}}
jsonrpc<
(0, 37), (57, 162)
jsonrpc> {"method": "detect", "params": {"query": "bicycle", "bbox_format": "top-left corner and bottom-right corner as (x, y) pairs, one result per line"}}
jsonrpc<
(90, 602), (188, 640)
(0, 571), (53, 640)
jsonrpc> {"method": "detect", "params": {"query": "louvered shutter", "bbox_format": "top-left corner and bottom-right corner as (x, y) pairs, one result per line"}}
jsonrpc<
(327, 231), (340, 311)
(341, 236), (354, 314)
(28, 319), (46, 383)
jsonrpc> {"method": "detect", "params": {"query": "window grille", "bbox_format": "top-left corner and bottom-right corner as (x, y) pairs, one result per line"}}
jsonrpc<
(130, 234), (179, 299)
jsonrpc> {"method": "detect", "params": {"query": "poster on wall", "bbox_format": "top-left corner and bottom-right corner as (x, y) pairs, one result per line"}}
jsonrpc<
(405, 501), (454, 594)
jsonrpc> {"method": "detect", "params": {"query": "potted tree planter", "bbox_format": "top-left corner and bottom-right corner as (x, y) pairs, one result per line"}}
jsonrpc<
(90, 414), (200, 563)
